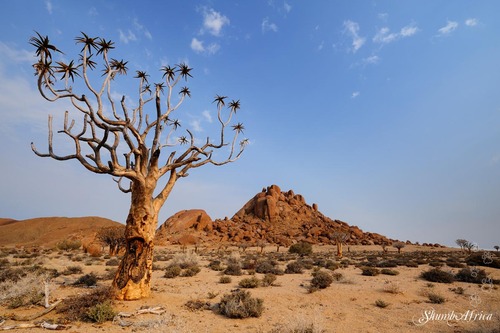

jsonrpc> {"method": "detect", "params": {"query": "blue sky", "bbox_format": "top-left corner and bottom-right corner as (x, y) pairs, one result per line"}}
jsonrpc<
(0, 1), (499, 249)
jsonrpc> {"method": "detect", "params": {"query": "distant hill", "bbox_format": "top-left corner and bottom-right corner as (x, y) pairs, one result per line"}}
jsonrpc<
(0, 216), (122, 247)
(156, 184), (400, 246)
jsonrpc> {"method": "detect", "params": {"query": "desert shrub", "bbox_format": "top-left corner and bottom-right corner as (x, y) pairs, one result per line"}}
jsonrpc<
(383, 281), (401, 294)
(455, 267), (488, 284)
(85, 300), (116, 323)
(289, 242), (313, 256)
(300, 259), (315, 270)
(255, 260), (276, 274)
(185, 299), (211, 312)
(241, 258), (256, 270)
(57, 239), (82, 251)
(105, 258), (120, 266)
(429, 261), (444, 267)
(62, 266), (83, 275)
(0, 274), (44, 309)
(164, 265), (182, 279)
(208, 260), (225, 271)
(285, 260), (304, 274)
(406, 261), (419, 268)
(261, 274), (277, 287)
(57, 286), (114, 322)
(239, 276), (260, 288)
(219, 276), (232, 284)
(376, 260), (398, 268)
(381, 269), (399, 276)
(420, 268), (455, 283)
(224, 263), (243, 276)
(331, 272), (344, 282)
(0, 267), (26, 283)
(361, 267), (380, 276)
(0, 258), (10, 269)
(375, 299), (390, 308)
(466, 252), (500, 269)
(310, 271), (333, 291)
(217, 290), (264, 318)
(428, 292), (446, 304)
(170, 252), (199, 269)
(73, 273), (98, 287)
(450, 286), (465, 295)
(324, 260), (340, 271)
(181, 265), (201, 277)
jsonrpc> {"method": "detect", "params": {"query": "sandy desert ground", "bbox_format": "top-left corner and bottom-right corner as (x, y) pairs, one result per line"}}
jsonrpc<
(0, 244), (499, 333)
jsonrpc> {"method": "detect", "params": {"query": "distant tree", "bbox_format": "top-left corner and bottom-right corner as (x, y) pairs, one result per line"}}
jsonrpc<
(29, 32), (247, 300)
(463, 240), (477, 254)
(96, 226), (125, 255)
(456, 239), (468, 251)
(256, 240), (268, 254)
(329, 232), (350, 258)
(381, 243), (389, 253)
(393, 242), (406, 254)
(494, 245), (499, 252)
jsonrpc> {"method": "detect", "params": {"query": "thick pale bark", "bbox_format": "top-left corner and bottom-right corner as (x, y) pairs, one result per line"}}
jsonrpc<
(112, 184), (158, 300)
(336, 242), (343, 258)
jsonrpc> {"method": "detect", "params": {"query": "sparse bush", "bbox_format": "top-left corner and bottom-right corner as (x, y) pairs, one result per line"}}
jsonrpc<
(185, 299), (211, 312)
(170, 252), (199, 269)
(181, 265), (201, 277)
(289, 242), (313, 256)
(361, 267), (380, 276)
(164, 265), (182, 278)
(466, 251), (500, 269)
(383, 281), (402, 294)
(420, 268), (454, 283)
(62, 266), (83, 275)
(57, 286), (114, 322)
(451, 286), (465, 295)
(208, 260), (224, 271)
(239, 276), (260, 288)
(217, 290), (264, 318)
(429, 261), (444, 267)
(375, 299), (390, 308)
(255, 260), (280, 274)
(0, 274), (44, 309)
(331, 272), (344, 281)
(381, 268), (399, 276)
(57, 239), (82, 251)
(261, 274), (277, 287)
(219, 276), (232, 284)
(455, 267), (488, 284)
(224, 263), (243, 276)
(285, 260), (304, 274)
(428, 292), (445, 304)
(309, 271), (333, 291)
(73, 273), (98, 287)
(85, 300), (116, 323)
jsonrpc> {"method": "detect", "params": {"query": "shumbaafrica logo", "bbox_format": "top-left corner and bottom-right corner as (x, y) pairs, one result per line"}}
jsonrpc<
(413, 308), (494, 327)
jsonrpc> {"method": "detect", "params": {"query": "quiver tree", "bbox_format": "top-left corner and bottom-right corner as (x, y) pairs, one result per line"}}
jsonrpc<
(29, 32), (248, 300)
(392, 241), (406, 254)
(96, 226), (126, 255)
(329, 232), (349, 258)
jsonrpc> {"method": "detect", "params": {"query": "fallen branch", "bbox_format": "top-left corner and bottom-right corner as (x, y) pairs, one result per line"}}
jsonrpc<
(8, 300), (62, 321)
(0, 321), (69, 331)
(113, 306), (167, 327)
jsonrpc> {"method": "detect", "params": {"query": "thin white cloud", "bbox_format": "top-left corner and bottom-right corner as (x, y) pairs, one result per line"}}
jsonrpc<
(45, 0), (53, 14)
(202, 110), (213, 123)
(191, 38), (205, 53)
(133, 18), (153, 40)
(373, 23), (419, 44)
(438, 21), (458, 36)
(262, 17), (278, 33)
(190, 119), (203, 132)
(378, 13), (389, 22)
(363, 55), (380, 65)
(118, 29), (137, 44)
(343, 20), (365, 53)
(351, 91), (360, 99)
(284, 1), (292, 14)
(88, 7), (98, 16)
(465, 18), (478, 27)
(317, 41), (325, 51)
(190, 38), (220, 55)
(0, 42), (35, 63)
(202, 8), (230, 36)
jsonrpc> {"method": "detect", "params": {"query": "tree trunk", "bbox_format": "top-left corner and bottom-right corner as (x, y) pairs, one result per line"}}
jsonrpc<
(336, 242), (343, 258)
(112, 184), (158, 300)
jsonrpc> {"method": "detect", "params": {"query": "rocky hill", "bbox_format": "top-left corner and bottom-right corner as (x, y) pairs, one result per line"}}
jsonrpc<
(156, 184), (399, 246)
(0, 216), (122, 247)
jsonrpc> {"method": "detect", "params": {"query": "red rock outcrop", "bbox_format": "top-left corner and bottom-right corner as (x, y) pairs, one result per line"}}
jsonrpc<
(155, 185), (401, 246)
